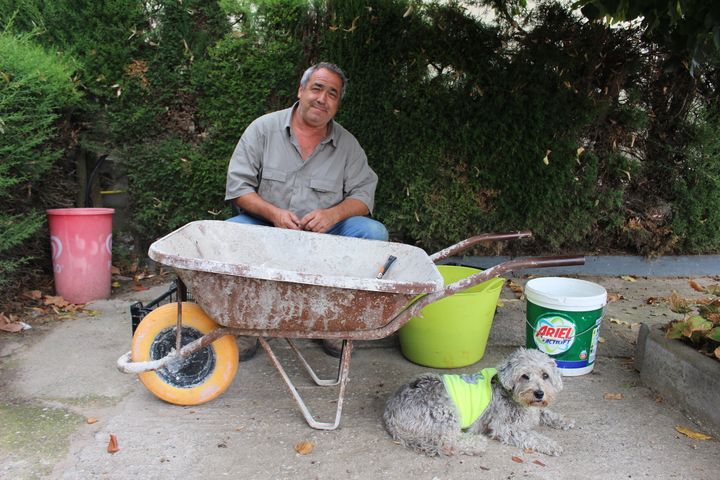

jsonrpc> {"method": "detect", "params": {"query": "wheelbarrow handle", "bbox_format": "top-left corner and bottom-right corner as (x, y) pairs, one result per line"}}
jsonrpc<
(429, 231), (533, 263)
(406, 255), (585, 318)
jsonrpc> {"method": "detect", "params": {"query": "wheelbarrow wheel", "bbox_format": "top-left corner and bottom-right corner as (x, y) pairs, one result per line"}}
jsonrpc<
(131, 302), (238, 406)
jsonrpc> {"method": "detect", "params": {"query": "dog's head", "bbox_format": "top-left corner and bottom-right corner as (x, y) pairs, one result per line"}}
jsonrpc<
(496, 348), (563, 408)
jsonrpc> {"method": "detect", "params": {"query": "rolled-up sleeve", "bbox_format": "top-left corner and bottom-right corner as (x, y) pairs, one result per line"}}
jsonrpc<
(225, 121), (262, 201)
(340, 136), (377, 215)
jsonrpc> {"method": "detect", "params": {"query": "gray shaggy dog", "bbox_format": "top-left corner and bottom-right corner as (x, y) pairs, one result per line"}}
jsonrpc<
(383, 348), (574, 456)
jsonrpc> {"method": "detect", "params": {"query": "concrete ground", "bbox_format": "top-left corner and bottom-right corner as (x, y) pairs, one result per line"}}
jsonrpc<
(1, 275), (719, 479)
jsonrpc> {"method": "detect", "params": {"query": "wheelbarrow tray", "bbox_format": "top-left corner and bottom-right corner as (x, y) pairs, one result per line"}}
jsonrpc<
(148, 221), (444, 336)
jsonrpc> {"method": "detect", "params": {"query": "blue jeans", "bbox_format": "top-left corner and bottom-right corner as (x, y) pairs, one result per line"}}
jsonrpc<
(226, 213), (389, 241)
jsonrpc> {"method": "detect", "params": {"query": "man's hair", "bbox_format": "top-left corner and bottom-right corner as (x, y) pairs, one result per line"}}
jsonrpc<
(300, 62), (348, 99)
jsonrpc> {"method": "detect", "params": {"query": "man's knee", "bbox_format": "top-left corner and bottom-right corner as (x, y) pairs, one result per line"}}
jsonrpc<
(338, 216), (388, 241)
(363, 219), (389, 241)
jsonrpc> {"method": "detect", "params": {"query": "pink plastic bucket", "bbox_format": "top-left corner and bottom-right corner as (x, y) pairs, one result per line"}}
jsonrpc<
(47, 208), (114, 303)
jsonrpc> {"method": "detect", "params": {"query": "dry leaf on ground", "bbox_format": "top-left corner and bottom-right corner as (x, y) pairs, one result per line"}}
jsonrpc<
(603, 392), (624, 400)
(532, 460), (546, 467)
(668, 291), (691, 314)
(44, 295), (71, 308)
(22, 290), (43, 300)
(107, 434), (120, 453)
(86, 417), (98, 424)
(0, 312), (27, 332)
(294, 440), (315, 455)
(621, 275), (637, 282)
(607, 292), (624, 302)
(511, 456), (523, 463)
(506, 280), (524, 298)
(675, 426), (712, 441)
(689, 280), (706, 292)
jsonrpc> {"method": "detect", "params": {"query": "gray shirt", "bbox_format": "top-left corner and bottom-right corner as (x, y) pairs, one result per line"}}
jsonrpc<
(225, 104), (378, 219)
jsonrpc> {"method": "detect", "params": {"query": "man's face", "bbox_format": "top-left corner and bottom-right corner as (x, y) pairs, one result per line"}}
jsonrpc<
(296, 68), (342, 128)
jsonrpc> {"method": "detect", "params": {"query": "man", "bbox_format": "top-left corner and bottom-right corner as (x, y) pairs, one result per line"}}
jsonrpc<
(225, 62), (388, 359)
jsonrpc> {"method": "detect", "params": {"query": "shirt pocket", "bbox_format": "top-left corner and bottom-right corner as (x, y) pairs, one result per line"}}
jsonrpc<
(308, 177), (343, 210)
(259, 167), (289, 206)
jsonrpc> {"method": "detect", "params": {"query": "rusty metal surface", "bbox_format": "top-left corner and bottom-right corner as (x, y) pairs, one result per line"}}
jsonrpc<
(429, 231), (532, 263)
(175, 268), (417, 334)
(146, 222), (586, 339)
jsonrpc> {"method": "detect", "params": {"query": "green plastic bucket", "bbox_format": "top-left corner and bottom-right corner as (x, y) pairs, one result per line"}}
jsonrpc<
(525, 277), (607, 376)
(399, 265), (504, 368)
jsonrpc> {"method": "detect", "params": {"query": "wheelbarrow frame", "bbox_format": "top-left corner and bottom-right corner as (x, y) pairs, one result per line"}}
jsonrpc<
(118, 228), (584, 430)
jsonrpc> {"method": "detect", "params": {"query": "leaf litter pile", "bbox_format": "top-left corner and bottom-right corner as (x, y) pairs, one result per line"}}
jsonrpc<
(0, 263), (170, 333)
(664, 279), (720, 361)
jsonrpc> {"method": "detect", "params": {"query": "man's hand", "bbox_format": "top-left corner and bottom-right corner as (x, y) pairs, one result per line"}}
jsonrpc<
(272, 209), (302, 230)
(300, 209), (339, 233)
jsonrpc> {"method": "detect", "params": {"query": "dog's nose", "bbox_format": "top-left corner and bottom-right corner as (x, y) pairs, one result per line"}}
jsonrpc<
(534, 390), (544, 400)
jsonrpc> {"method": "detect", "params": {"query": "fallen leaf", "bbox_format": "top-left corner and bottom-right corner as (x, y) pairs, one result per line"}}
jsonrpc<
(715, 346), (720, 360)
(598, 336), (606, 343)
(112, 281), (121, 288)
(668, 291), (691, 314)
(646, 297), (661, 305)
(532, 460), (546, 467)
(131, 283), (148, 292)
(294, 440), (315, 455)
(705, 284), (720, 296)
(607, 292), (624, 302)
(86, 417), (99, 424)
(22, 290), (43, 300)
(0, 312), (24, 332)
(603, 392), (624, 400)
(111, 266), (122, 275)
(44, 295), (71, 308)
(496, 299), (504, 308)
(107, 434), (120, 453)
(689, 280), (706, 292)
(675, 426), (712, 441)
(511, 456), (523, 463)
(620, 275), (637, 282)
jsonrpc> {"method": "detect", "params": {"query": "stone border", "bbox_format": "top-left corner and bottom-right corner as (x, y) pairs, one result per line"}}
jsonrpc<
(635, 323), (720, 437)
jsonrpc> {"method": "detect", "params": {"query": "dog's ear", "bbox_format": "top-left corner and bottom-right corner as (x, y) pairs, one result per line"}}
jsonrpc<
(496, 354), (517, 391)
(546, 358), (563, 391)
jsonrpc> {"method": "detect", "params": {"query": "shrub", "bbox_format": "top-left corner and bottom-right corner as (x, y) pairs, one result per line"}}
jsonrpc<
(0, 31), (81, 295)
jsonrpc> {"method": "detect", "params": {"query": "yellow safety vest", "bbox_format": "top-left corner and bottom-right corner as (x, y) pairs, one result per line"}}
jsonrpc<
(442, 367), (497, 429)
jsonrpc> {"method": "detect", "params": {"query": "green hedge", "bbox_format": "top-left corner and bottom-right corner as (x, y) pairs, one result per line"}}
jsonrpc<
(2, 0), (719, 260)
(0, 31), (81, 293)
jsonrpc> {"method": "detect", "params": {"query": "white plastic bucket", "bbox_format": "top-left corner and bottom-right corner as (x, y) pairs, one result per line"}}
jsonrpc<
(525, 277), (607, 376)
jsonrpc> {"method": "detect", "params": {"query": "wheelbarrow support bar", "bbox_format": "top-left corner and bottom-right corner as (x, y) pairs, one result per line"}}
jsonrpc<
(260, 337), (353, 430)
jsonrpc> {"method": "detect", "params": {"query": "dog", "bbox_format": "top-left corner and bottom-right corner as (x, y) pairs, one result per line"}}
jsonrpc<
(383, 348), (574, 456)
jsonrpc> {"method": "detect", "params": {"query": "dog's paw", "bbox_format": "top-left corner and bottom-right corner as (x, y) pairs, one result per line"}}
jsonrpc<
(537, 441), (563, 456)
(558, 418), (575, 430)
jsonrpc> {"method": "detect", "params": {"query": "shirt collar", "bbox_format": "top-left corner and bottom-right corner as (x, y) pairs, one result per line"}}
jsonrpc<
(285, 102), (338, 147)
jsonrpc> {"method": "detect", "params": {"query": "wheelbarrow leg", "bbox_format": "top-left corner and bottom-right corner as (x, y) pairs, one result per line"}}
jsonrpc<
(285, 338), (344, 386)
(258, 337), (353, 430)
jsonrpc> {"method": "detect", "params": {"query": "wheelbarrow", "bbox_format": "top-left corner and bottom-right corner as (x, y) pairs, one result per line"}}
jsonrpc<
(117, 220), (584, 430)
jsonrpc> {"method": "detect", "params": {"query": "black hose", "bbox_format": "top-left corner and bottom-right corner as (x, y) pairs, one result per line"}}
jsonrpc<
(84, 154), (109, 208)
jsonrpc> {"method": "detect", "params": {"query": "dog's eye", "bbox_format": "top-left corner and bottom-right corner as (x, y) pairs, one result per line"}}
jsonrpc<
(521, 374), (529, 380)
(542, 372), (549, 380)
